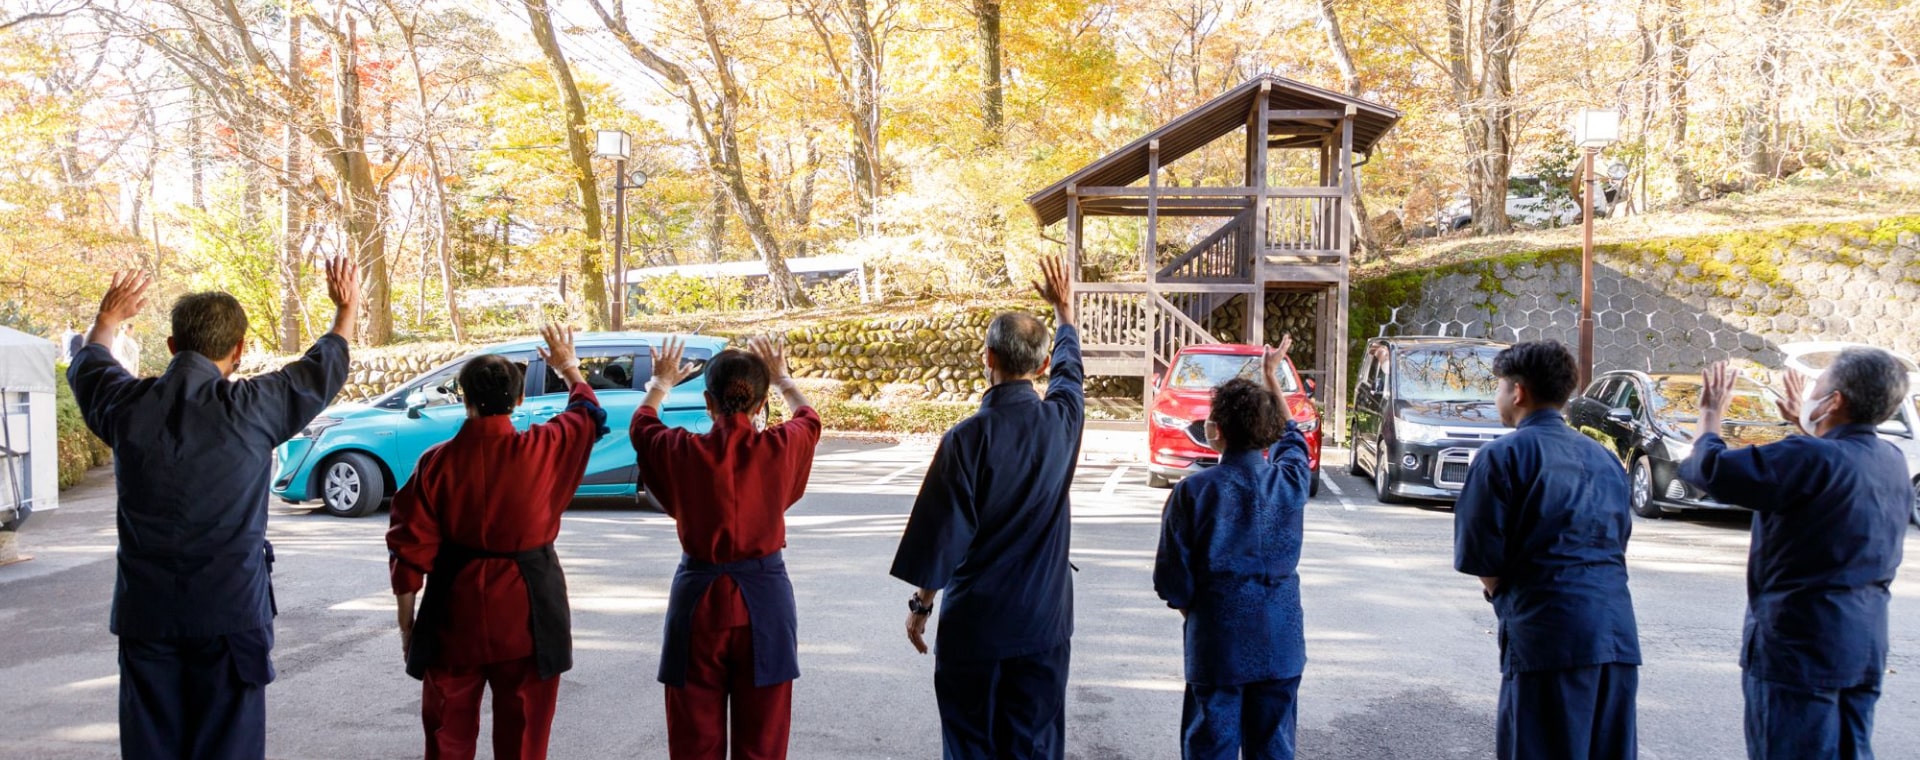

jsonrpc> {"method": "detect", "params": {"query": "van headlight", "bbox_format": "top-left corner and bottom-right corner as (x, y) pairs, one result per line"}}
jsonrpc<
(1396, 419), (1447, 444)
(298, 416), (344, 439)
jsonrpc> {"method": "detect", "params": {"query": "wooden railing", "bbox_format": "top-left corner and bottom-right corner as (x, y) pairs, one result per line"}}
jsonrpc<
(1156, 208), (1254, 282)
(1076, 286), (1150, 350)
(1265, 192), (1344, 253)
(1152, 293), (1218, 371)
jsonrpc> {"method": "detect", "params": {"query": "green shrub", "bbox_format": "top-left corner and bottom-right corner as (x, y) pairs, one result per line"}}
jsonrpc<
(892, 402), (976, 434)
(813, 398), (889, 431)
(54, 365), (112, 489)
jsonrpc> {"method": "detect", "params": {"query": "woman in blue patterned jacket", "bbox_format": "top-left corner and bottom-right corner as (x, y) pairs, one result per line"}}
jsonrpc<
(1154, 335), (1315, 760)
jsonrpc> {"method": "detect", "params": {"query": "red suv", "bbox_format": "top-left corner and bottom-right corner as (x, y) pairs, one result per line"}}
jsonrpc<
(1146, 344), (1323, 494)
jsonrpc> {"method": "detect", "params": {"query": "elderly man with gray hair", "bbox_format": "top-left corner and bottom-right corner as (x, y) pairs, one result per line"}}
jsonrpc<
(1682, 350), (1911, 760)
(891, 256), (1082, 760)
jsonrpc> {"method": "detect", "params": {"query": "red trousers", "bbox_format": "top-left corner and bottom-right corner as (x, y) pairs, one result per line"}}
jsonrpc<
(666, 594), (793, 760)
(421, 657), (560, 760)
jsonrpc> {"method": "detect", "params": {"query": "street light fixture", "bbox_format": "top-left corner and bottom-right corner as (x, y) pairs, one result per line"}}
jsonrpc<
(1570, 109), (1619, 390)
(594, 130), (642, 330)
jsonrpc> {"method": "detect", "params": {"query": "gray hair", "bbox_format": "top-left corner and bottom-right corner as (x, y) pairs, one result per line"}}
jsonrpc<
(1829, 347), (1911, 426)
(985, 312), (1050, 378)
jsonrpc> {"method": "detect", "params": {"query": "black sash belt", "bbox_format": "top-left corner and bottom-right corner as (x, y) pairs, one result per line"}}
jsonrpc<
(405, 541), (572, 681)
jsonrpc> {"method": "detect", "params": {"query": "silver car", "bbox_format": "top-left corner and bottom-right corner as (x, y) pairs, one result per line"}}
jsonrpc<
(1772, 343), (1920, 527)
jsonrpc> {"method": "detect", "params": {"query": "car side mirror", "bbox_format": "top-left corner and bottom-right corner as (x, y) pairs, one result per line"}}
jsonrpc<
(405, 390), (427, 419)
(1152, 372), (1163, 390)
(406, 403), (426, 420)
(1304, 378), (1318, 396)
(1606, 408), (1633, 424)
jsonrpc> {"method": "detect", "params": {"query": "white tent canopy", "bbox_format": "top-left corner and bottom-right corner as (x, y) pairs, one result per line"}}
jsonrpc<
(0, 326), (56, 394)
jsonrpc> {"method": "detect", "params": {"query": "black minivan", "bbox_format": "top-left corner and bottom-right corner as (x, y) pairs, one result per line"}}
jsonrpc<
(1349, 336), (1512, 504)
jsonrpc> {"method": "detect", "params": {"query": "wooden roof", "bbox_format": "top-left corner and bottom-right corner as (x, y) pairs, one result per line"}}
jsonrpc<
(1025, 76), (1400, 227)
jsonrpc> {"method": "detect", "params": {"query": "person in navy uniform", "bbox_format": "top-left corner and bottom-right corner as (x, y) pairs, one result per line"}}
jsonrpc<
(66, 259), (358, 760)
(890, 256), (1081, 760)
(1682, 355), (1909, 760)
(1453, 340), (1641, 760)
(1154, 336), (1314, 760)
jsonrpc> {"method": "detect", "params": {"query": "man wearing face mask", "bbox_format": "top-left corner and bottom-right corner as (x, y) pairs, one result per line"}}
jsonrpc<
(1453, 340), (1641, 760)
(1682, 353), (1910, 760)
(67, 259), (359, 759)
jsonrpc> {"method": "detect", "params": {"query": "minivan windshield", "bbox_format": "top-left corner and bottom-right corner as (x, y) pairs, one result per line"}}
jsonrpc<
(1393, 346), (1502, 403)
(1167, 353), (1300, 393)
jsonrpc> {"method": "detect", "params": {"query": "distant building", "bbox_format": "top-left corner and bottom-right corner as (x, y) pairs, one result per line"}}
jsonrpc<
(623, 255), (869, 304)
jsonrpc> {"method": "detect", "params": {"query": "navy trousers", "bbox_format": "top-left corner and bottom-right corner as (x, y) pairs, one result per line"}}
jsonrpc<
(1743, 672), (1879, 760)
(933, 641), (1070, 760)
(118, 627), (273, 760)
(1181, 676), (1300, 760)
(1497, 662), (1637, 760)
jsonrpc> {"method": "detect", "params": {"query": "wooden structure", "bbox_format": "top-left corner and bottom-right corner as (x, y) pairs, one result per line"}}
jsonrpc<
(1024, 76), (1400, 438)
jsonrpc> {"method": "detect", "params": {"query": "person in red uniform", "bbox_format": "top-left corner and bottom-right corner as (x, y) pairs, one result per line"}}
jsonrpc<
(631, 335), (820, 760)
(386, 324), (608, 760)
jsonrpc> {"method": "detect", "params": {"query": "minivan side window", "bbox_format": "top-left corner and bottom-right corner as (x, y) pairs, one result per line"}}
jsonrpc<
(538, 346), (713, 395)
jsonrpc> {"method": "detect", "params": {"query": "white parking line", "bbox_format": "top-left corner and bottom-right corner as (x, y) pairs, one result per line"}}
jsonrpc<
(872, 463), (923, 486)
(1321, 475), (1358, 511)
(1100, 466), (1130, 497)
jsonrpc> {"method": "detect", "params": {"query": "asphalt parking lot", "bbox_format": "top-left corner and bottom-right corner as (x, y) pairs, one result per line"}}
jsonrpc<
(3, 431), (1919, 759)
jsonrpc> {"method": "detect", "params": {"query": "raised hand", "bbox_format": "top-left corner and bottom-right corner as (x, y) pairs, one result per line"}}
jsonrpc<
(97, 270), (153, 327)
(537, 324), (578, 369)
(1700, 361), (1738, 419)
(325, 255), (361, 310)
(1030, 256), (1074, 324)
(1263, 333), (1294, 394)
(652, 336), (694, 387)
(748, 335), (790, 381)
(1775, 369), (1809, 432)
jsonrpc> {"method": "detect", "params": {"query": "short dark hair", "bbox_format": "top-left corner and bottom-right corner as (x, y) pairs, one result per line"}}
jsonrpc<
(458, 354), (524, 416)
(986, 312), (1050, 378)
(170, 292), (248, 359)
(1492, 340), (1579, 406)
(1829, 348), (1910, 425)
(1210, 378), (1286, 452)
(705, 349), (770, 416)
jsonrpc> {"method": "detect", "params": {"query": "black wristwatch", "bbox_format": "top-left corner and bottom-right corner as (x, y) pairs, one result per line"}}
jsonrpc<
(908, 595), (935, 616)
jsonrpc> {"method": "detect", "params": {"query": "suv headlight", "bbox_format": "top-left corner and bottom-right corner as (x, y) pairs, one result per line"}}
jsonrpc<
(1151, 411), (1187, 429)
(1396, 419), (1447, 444)
(298, 416), (344, 440)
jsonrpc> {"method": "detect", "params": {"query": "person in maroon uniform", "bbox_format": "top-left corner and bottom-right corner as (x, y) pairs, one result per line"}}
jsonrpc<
(386, 324), (608, 760)
(631, 336), (820, 760)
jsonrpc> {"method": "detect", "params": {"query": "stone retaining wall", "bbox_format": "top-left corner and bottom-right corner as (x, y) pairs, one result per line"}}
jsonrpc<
(1350, 218), (1920, 381)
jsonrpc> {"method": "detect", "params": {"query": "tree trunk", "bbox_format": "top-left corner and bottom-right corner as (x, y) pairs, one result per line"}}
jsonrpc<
(974, 0), (1003, 143)
(705, 189), (727, 263)
(1317, 0), (1379, 258)
(279, 12), (304, 353)
(847, 0), (882, 224)
(391, 3), (466, 343)
(1743, 0), (1786, 178)
(332, 18), (391, 345)
(525, 0), (611, 328)
(1473, 0), (1517, 236)
(190, 88), (205, 211)
(1664, 0), (1697, 203)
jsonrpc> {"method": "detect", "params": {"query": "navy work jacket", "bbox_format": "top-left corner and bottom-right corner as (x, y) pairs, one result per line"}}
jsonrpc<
(1154, 423), (1313, 686)
(67, 336), (349, 639)
(1454, 409), (1642, 674)
(890, 323), (1083, 663)
(1680, 423), (1907, 688)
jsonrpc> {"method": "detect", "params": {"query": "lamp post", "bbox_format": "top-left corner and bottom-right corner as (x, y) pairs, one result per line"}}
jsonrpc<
(1570, 109), (1619, 390)
(594, 130), (647, 331)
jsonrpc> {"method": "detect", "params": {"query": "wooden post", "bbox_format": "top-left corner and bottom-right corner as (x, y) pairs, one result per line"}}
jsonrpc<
(1248, 81), (1271, 347)
(1146, 140), (1160, 278)
(1066, 184), (1081, 282)
(1339, 106), (1357, 256)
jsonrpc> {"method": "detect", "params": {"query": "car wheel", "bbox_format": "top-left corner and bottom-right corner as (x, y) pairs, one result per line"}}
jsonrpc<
(319, 452), (385, 518)
(1147, 472), (1173, 489)
(1629, 456), (1662, 519)
(1347, 436), (1366, 477)
(1374, 443), (1405, 505)
(637, 490), (665, 513)
(1309, 467), (1322, 498)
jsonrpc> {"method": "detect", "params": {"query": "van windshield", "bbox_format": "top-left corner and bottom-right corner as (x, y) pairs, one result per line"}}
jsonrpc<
(1167, 353), (1299, 393)
(1394, 346), (1502, 403)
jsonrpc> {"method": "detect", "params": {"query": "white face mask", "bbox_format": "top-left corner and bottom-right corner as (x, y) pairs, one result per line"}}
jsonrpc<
(1800, 391), (1836, 433)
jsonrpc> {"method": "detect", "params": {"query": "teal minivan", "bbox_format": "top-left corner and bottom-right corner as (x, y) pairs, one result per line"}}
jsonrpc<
(272, 332), (728, 517)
